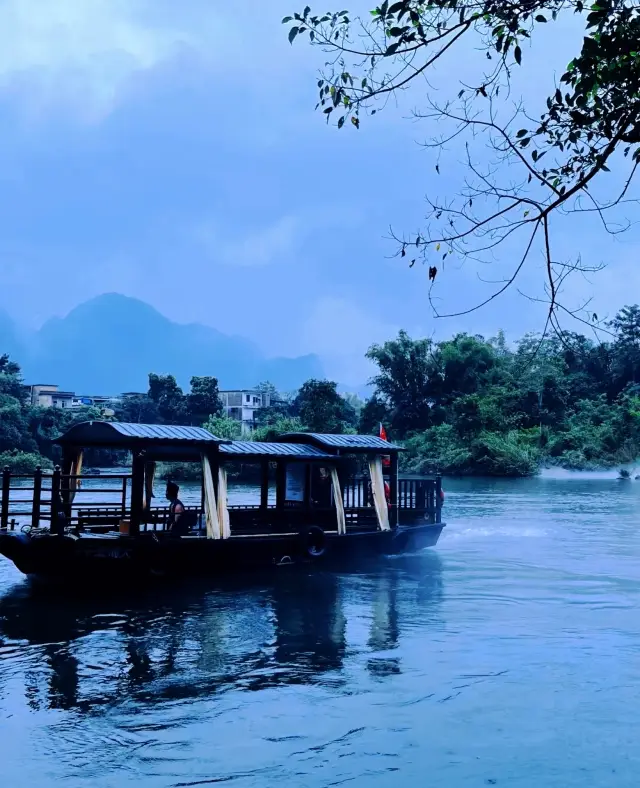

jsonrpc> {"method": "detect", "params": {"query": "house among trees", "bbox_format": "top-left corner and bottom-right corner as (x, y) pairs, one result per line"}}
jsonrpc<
(219, 389), (273, 435)
(24, 384), (121, 415)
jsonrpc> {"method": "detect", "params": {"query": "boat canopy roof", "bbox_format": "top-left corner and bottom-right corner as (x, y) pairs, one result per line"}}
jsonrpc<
(276, 433), (404, 454)
(219, 441), (334, 461)
(54, 422), (400, 462)
(55, 421), (230, 449)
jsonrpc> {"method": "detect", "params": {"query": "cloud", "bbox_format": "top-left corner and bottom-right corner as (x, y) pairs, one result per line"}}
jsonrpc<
(0, 0), (202, 118)
(301, 297), (403, 386)
(192, 199), (368, 269)
(194, 215), (299, 267)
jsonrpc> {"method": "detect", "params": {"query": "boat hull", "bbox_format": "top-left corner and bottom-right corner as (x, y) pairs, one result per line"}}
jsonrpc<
(0, 524), (444, 584)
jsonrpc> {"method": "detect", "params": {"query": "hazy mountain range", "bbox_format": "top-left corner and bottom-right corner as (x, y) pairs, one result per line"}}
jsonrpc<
(0, 294), (324, 395)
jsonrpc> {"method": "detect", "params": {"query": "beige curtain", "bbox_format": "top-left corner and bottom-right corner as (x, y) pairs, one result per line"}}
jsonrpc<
(70, 451), (83, 503)
(217, 466), (231, 539)
(330, 466), (346, 535)
(62, 450), (83, 506)
(202, 454), (222, 539)
(368, 457), (390, 531)
(143, 461), (156, 511)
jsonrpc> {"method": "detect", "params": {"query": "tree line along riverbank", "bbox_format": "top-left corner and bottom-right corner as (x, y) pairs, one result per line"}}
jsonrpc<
(2, 305), (640, 478)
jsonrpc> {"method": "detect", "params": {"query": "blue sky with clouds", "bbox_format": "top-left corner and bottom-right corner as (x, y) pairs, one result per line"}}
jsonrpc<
(0, 0), (638, 385)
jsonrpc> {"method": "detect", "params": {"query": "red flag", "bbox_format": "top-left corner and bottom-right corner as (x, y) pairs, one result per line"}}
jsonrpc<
(380, 423), (391, 467)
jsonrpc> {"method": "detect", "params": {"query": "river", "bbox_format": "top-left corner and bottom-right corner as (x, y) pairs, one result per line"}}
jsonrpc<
(1, 472), (640, 786)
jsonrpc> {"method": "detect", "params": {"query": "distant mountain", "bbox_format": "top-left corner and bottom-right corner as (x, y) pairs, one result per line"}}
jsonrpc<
(0, 310), (26, 362)
(4, 294), (323, 394)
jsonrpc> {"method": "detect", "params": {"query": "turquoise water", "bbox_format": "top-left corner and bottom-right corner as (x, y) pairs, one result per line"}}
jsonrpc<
(1, 474), (640, 786)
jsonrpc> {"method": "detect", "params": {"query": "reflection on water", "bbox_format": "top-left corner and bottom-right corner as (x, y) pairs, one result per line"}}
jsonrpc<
(0, 555), (444, 717)
(4, 475), (640, 786)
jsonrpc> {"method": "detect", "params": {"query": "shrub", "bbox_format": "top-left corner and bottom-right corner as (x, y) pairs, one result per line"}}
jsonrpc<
(156, 462), (202, 482)
(203, 414), (242, 441)
(0, 451), (53, 474)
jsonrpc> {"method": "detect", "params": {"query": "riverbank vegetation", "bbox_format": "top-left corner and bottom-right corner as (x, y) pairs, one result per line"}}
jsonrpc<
(3, 305), (640, 477)
(363, 308), (640, 476)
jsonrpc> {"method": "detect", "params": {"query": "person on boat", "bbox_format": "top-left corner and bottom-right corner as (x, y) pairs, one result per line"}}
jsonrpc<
(312, 467), (333, 508)
(166, 481), (186, 535)
(366, 479), (391, 507)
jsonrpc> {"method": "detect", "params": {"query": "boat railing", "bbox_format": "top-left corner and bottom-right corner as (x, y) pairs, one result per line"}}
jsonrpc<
(0, 466), (131, 532)
(1, 466), (442, 534)
(342, 475), (442, 525)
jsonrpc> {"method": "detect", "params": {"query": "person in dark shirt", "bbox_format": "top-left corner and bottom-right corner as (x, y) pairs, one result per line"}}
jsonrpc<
(312, 466), (333, 508)
(166, 481), (186, 535)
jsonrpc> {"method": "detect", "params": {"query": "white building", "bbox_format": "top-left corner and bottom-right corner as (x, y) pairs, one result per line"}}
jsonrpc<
(219, 389), (272, 435)
(27, 384), (75, 409)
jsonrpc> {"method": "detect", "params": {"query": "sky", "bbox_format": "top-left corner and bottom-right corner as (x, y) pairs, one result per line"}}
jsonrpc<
(0, 0), (639, 386)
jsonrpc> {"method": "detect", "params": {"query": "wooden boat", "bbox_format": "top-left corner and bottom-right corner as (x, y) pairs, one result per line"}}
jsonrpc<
(0, 421), (445, 583)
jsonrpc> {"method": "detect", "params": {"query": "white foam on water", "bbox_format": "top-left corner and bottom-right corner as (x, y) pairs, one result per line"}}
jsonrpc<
(540, 467), (631, 481)
(445, 524), (548, 540)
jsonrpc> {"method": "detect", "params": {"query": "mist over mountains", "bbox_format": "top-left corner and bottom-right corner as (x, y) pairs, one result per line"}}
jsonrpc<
(0, 294), (324, 394)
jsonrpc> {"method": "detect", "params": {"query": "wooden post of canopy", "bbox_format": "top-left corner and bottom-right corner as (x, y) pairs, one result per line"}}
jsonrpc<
(275, 461), (286, 510)
(32, 466), (42, 530)
(130, 451), (145, 538)
(260, 460), (269, 509)
(121, 476), (127, 520)
(60, 447), (73, 520)
(200, 467), (205, 518)
(51, 466), (62, 536)
(1, 466), (10, 531)
(389, 453), (399, 528)
(212, 453), (220, 499)
(304, 463), (312, 509)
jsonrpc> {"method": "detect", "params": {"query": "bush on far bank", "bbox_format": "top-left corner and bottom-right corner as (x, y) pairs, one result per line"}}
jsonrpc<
(0, 451), (54, 474)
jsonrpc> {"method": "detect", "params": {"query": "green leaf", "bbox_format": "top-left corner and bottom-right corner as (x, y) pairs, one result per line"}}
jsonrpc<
(282, 16), (293, 24)
(337, 116), (345, 129)
(535, 15), (547, 23)
(516, 129), (528, 138)
(288, 26), (299, 44)
(514, 45), (522, 65)
(385, 41), (401, 56)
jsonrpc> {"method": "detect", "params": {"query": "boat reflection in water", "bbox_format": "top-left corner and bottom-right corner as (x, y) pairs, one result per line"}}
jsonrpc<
(0, 553), (443, 714)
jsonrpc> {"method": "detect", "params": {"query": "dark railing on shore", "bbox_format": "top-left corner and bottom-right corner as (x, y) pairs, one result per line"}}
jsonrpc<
(0, 466), (442, 535)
